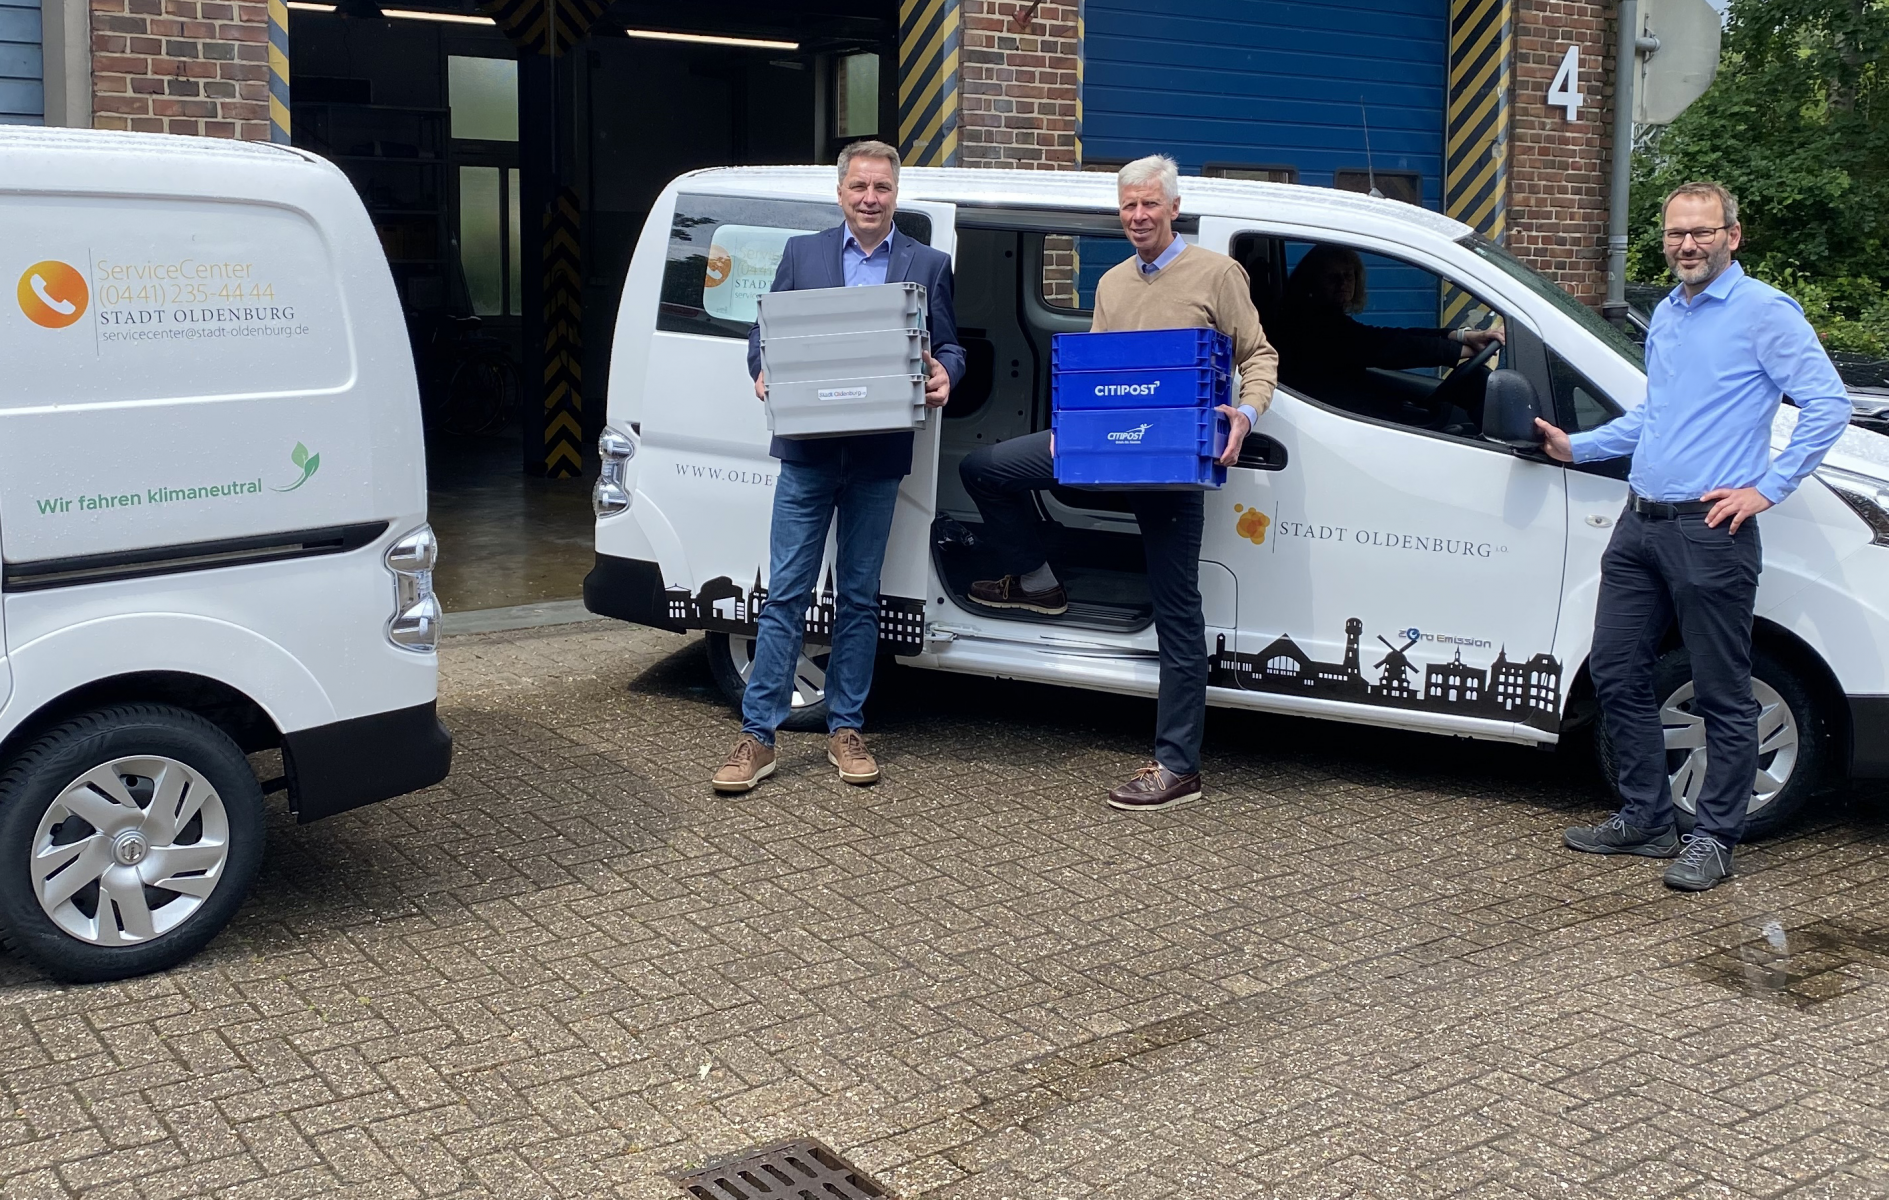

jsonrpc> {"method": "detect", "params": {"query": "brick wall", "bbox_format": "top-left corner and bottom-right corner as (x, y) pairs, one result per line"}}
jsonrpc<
(959, 0), (1080, 170)
(90, 0), (270, 138)
(1507, 0), (1615, 303)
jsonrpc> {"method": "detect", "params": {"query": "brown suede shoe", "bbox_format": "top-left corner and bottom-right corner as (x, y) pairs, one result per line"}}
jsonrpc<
(828, 728), (880, 785)
(712, 733), (776, 793)
(1106, 763), (1203, 812)
(968, 574), (1069, 615)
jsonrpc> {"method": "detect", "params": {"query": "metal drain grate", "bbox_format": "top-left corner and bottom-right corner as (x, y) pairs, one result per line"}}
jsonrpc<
(672, 1138), (892, 1199)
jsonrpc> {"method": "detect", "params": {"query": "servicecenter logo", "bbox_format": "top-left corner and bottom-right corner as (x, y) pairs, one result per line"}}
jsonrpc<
(17, 261), (89, 329)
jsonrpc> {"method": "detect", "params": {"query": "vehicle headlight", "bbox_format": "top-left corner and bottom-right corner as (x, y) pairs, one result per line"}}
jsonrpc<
(385, 524), (441, 652)
(1818, 465), (1889, 547)
(594, 427), (635, 517)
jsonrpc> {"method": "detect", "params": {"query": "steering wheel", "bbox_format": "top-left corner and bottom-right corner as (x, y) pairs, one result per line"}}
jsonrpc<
(1426, 337), (1503, 418)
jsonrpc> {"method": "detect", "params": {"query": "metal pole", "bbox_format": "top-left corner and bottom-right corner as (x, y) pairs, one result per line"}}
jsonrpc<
(1603, 0), (1639, 320)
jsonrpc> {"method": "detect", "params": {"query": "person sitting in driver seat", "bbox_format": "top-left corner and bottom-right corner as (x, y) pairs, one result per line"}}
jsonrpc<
(1266, 244), (1503, 421)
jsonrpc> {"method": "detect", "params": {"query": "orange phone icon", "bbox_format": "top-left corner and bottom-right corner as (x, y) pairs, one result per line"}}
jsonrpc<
(17, 261), (89, 329)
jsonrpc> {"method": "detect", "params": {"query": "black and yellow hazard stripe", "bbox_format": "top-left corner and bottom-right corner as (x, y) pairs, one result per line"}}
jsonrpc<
(1074, 2), (1084, 165)
(898, 0), (959, 166)
(1446, 0), (1510, 239)
(1444, 0), (1510, 325)
(542, 187), (583, 478)
(478, 0), (607, 55)
(268, 0), (290, 143)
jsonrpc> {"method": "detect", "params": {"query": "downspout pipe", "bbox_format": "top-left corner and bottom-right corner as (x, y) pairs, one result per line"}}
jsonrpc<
(1605, 0), (1659, 320)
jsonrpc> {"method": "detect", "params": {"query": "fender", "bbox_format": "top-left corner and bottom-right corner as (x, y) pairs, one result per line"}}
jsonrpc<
(0, 611), (333, 736)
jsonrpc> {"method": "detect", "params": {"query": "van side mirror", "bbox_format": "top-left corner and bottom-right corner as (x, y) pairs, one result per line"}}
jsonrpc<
(1481, 369), (1545, 450)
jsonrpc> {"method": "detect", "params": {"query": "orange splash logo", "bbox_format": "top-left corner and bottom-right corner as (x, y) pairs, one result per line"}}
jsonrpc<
(1233, 503), (1270, 546)
(17, 261), (88, 329)
(704, 249), (733, 289)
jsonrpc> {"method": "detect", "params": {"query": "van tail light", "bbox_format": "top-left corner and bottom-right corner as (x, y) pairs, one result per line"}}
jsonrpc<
(594, 427), (635, 517)
(385, 524), (441, 653)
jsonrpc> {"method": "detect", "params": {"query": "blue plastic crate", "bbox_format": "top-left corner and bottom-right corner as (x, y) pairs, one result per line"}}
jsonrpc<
(1052, 328), (1233, 376)
(1052, 405), (1228, 490)
(1051, 365), (1230, 412)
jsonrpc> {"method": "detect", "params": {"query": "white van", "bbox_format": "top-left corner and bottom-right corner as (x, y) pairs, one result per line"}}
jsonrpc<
(586, 166), (1889, 837)
(0, 128), (449, 980)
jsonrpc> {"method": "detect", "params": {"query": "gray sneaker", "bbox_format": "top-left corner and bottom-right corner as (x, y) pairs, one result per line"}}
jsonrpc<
(1663, 833), (1735, 891)
(1564, 812), (1680, 857)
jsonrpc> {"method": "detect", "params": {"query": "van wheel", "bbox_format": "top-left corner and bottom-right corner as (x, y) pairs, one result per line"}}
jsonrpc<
(0, 705), (265, 982)
(705, 632), (831, 733)
(1594, 646), (1829, 840)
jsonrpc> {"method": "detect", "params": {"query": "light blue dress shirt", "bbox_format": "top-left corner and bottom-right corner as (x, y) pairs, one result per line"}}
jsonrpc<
(842, 226), (895, 288)
(1137, 237), (1260, 429)
(1569, 261), (1849, 504)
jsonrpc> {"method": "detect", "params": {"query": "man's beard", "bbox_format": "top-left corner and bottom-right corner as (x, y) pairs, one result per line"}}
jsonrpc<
(1668, 239), (1732, 286)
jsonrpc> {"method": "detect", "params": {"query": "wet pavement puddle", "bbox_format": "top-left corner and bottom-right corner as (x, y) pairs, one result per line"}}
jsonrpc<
(1692, 914), (1889, 1007)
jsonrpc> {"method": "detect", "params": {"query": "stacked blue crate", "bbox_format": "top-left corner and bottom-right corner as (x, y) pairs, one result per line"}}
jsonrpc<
(1050, 329), (1233, 489)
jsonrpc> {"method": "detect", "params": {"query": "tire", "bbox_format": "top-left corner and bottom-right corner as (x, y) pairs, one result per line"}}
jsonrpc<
(704, 632), (831, 734)
(1594, 645), (1830, 840)
(0, 705), (265, 982)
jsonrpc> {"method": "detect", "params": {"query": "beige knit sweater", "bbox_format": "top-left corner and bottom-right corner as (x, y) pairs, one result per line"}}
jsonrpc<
(1090, 242), (1280, 415)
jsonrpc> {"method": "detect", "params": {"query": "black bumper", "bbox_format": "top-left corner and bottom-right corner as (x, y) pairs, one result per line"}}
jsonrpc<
(584, 553), (684, 632)
(283, 700), (453, 822)
(1850, 696), (1889, 779)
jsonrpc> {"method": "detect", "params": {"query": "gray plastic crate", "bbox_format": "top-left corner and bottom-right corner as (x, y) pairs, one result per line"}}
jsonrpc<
(757, 281), (927, 342)
(765, 374), (927, 439)
(761, 328), (929, 384)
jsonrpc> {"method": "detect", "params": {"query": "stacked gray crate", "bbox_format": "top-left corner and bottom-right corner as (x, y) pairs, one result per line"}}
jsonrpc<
(758, 282), (930, 439)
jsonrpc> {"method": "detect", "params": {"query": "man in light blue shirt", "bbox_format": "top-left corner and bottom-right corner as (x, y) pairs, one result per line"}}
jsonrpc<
(842, 225), (894, 288)
(1537, 181), (1849, 890)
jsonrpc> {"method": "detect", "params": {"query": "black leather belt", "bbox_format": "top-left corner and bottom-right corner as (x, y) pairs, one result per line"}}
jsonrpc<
(1628, 494), (1714, 519)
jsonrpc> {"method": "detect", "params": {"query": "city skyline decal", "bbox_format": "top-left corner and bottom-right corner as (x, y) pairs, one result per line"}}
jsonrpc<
(1210, 616), (1564, 732)
(665, 568), (928, 656)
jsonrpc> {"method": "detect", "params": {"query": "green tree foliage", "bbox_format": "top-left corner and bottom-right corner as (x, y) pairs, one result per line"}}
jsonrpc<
(1630, 0), (1889, 355)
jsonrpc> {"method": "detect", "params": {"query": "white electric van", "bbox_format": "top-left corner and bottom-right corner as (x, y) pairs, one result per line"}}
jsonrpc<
(587, 166), (1889, 838)
(0, 128), (449, 980)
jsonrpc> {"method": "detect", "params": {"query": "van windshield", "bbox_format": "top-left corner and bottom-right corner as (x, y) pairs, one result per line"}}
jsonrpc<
(1458, 233), (1645, 371)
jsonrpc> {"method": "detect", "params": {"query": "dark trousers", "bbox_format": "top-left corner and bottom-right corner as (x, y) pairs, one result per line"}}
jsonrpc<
(960, 430), (1208, 775)
(1590, 506), (1762, 844)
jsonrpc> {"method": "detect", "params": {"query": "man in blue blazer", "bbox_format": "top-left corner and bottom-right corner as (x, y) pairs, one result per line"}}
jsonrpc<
(712, 139), (966, 794)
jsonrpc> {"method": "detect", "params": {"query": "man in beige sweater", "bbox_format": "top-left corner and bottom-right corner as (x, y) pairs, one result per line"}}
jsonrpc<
(959, 154), (1279, 811)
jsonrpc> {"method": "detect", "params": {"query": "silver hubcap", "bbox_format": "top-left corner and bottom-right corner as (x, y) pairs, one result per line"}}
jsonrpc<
(730, 636), (829, 710)
(32, 756), (231, 946)
(1662, 678), (1799, 818)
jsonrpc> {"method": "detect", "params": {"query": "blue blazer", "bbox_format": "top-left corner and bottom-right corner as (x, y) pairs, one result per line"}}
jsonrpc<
(748, 224), (966, 478)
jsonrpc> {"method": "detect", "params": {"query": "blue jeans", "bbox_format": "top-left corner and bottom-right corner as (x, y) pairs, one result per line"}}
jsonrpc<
(742, 459), (903, 744)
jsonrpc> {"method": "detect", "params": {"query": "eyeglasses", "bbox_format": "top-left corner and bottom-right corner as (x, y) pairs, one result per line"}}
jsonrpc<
(1662, 225), (1731, 245)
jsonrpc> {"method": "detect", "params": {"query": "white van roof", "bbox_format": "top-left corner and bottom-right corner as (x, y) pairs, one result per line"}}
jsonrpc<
(0, 126), (349, 202)
(673, 165), (1475, 244)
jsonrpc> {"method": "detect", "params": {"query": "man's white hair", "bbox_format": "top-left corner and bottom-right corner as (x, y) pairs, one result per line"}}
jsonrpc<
(1117, 154), (1180, 202)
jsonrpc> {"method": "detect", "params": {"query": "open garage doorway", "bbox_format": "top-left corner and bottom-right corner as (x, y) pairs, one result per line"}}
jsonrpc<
(287, 1), (895, 615)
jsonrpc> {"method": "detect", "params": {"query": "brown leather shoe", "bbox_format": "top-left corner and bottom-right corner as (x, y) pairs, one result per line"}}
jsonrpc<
(828, 728), (880, 784)
(1106, 763), (1203, 811)
(712, 733), (776, 793)
(968, 574), (1069, 615)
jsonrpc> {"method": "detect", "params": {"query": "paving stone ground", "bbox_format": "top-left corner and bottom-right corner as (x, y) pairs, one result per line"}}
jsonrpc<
(1, 620), (1887, 1199)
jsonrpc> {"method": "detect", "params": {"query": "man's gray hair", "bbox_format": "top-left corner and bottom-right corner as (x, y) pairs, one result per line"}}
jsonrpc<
(1664, 180), (1739, 227)
(1117, 154), (1180, 202)
(838, 139), (901, 182)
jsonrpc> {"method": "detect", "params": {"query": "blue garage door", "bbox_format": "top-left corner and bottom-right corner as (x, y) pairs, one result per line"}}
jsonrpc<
(1082, 0), (1447, 209)
(0, 0), (43, 124)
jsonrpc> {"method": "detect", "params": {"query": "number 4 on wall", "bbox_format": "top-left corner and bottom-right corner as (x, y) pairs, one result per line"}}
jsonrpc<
(1548, 45), (1584, 121)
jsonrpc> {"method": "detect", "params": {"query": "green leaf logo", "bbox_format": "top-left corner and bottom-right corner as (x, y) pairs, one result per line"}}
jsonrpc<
(274, 442), (321, 493)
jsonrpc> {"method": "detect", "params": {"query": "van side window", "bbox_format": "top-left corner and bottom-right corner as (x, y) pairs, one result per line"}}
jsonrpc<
(657, 199), (933, 340)
(1039, 233), (1134, 312)
(1547, 348), (1623, 433)
(1236, 232), (1512, 445)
